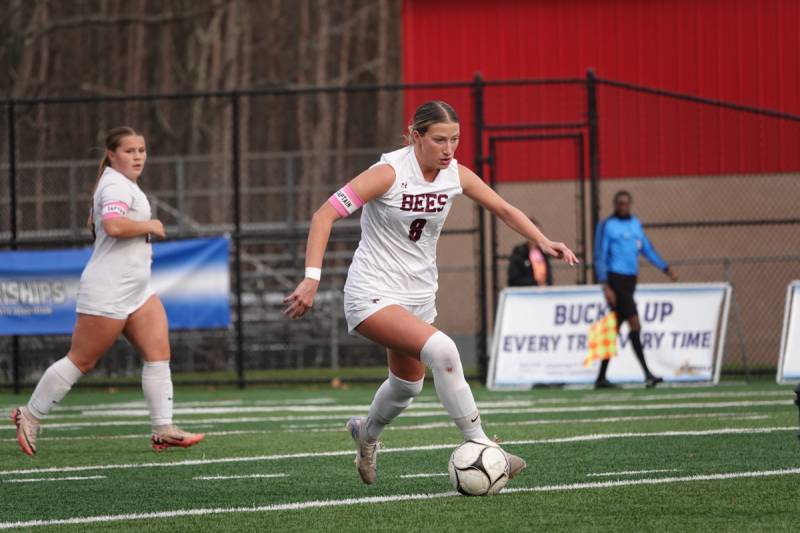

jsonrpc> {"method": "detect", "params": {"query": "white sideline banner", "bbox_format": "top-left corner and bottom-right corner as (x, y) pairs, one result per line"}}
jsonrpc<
(488, 283), (732, 390)
(777, 281), (800, 383)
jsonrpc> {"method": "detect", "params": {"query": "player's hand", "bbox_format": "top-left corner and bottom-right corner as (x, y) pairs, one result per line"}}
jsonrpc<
(148, 220), (166, 239)
(283, 278), (320, 320)
(539, 240), (579, 266)
(603, 285), (616, 308)
(666, 267), (678, 282)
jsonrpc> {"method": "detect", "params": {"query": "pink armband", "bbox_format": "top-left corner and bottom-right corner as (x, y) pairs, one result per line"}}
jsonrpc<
(101, 201), (129, 220)
(328, 184), (364, 217)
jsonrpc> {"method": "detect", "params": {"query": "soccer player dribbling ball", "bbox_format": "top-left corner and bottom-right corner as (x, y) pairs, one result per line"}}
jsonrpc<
(283, 101), (579, 484)
(10, 127), (204, 455)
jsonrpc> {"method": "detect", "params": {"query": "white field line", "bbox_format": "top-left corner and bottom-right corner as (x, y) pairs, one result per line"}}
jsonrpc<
(79, 399), (794, 418)
(1, 399), (789, 431)
(578, 390), (792, 402)
(3, 388), (786, 414)
(587, 469), (679, 477)
(0, 390), (790, 419)
(0, 426), (793, 477)
(3, 475), (106, 484)
(0, 399), (339, 418)
(400, 472), (449, 478)
(0, 400), (244, 414)
(72, 400), (546, 418)
(0, 429), (269, 443)
(2, 467), (800, 530)
(0, 412), (771, 444)
(52, 398), (338, 413)
(193, 473), (288, 481)
(286, 413), (771, 433)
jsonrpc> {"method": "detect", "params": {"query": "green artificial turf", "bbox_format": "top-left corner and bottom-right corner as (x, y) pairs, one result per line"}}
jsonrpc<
(1, 382), (798, 531)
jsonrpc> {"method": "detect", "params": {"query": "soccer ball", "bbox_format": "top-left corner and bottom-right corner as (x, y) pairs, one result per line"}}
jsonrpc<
(448, 440), (510, 496)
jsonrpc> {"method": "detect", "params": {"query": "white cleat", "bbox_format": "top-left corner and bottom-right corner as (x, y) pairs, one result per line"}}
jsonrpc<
(488, 435), (527, 479)
(346, 416), (379, 485)
(506, 452), (527, 479)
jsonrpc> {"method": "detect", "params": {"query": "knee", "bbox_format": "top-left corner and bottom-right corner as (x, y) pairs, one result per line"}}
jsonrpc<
(420, 331), (461, 372)
(389, 371), (424, 398)
(66, 352), (96, 374)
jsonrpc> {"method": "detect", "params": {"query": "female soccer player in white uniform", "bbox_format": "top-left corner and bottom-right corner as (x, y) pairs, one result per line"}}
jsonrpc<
(10, 127), (204, 455)
(284, 101), (578, 484)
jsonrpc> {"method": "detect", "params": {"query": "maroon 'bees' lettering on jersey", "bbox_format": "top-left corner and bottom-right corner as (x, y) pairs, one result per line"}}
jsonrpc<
(344, 146), (463, 305)
(400, 193), (449, 213)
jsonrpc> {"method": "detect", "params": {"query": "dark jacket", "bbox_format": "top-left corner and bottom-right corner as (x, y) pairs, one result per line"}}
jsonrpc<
(507, 242), (553, 287)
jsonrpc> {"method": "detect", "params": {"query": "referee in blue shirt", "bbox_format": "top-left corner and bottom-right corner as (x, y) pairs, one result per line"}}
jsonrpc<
(594, 190), (678, 388)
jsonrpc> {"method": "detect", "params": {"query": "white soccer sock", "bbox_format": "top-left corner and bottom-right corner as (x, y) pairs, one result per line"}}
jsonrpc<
(142, 360), (173, 430)
(421, 331), (488, 442)
(363, 372), (424, 441)
(27, 356), (84, 419)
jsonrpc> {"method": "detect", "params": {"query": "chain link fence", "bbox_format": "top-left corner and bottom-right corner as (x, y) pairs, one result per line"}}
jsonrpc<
(2, 74), (799, 388)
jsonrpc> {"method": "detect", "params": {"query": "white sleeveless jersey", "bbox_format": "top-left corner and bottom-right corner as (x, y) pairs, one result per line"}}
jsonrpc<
(344, 146), (463, 304)
(76, 167), (154, 318)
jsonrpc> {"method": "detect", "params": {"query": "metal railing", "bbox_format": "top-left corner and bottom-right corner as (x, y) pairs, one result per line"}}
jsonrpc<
(2, 71), (799, 391)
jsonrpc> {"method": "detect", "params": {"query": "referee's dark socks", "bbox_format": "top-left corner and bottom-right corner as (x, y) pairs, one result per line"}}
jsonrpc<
(629, 330), (653, 378)
(597, 359), (610, 381)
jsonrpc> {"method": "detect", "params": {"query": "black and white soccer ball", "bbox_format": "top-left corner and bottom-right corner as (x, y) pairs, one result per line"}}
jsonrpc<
(448, 440), (510, 496)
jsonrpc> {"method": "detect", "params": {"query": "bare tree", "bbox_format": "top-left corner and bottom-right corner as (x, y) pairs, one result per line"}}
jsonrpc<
(1, 0), (402, 230)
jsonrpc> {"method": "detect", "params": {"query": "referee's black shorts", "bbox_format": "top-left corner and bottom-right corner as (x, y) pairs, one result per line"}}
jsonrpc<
(607, 272), (638, 320)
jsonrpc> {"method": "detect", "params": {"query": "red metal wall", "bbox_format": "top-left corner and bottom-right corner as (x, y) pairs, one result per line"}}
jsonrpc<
(402, 0), (800, 180)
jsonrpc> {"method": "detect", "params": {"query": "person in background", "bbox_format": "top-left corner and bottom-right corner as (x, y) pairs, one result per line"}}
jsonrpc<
(593, 190), (678, 389)
(10, 127), (204, 456)
(507, 217), (553, 287)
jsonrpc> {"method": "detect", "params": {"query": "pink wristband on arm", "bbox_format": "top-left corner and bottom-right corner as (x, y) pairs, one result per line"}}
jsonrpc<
(328, 183), (364, 218)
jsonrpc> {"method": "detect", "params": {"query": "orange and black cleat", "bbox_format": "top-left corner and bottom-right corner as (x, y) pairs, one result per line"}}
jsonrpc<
(10, 407), (40, 457)
(151, 425), (205, 452)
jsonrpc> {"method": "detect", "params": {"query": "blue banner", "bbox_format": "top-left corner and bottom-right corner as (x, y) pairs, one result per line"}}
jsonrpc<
(0, 237), (230, 335)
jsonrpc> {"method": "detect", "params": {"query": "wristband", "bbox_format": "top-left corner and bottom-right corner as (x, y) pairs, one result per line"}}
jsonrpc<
(305, 267), (321, 281)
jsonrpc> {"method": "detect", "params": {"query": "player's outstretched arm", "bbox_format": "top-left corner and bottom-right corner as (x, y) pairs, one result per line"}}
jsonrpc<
(283, 164), (395, 319)
(459, 164), (579, 266)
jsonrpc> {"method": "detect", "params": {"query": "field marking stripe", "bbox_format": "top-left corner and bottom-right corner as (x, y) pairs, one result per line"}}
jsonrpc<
(3, 476), (106, 484)
(287, 413), (771, 433)
(400, 472), (449, 478)
(2, 399), (790, 431)
(0, 426), (793, 477)
(506, 467), (800, 493)
(55, 399), (789, 419)
(2, 467), (800, 529)
(0, 398), (333, 414)
(193, 474), (288, 481)
(587, 469), (679, 477)
(3, 389), (787, 414)
(0, 413), (771, 444)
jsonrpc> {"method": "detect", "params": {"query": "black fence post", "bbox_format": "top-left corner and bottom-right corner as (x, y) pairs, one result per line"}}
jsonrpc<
(586, 69), (601, 282)
(487, 138), (499, 316)
(576, 134), (588, 284)
(231, 92), (245, 389)
(8, 101), (21, 394)
(794, 383), (800, 442)
(473, 73), (489, 384)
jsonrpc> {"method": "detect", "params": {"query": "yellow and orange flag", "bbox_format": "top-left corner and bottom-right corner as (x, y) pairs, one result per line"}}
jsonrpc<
(583, 312), (618, 368)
